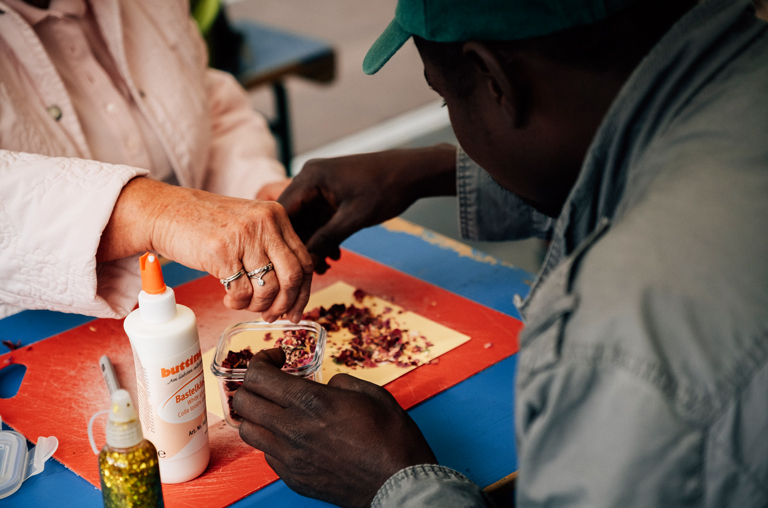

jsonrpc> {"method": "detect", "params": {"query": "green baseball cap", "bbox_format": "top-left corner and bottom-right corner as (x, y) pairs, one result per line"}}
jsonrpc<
(363, 0), (639, 75)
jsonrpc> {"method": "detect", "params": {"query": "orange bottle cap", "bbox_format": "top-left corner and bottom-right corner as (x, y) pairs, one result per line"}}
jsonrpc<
(140, 252), (166, 295)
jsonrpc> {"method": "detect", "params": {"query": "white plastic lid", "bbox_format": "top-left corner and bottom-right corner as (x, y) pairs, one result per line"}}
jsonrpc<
(106, 390), (143, 449)
(0, 428), (27, 499)
(0, 416), (58, 500)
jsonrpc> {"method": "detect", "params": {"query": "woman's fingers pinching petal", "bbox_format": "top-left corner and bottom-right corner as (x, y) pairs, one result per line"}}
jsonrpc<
(261, 235), (312, 322)
(287, 270), (312, 323)
(277, 215), (314, 323)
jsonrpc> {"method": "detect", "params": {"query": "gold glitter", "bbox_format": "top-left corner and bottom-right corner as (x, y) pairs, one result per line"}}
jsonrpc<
(99, 440), (164, 507)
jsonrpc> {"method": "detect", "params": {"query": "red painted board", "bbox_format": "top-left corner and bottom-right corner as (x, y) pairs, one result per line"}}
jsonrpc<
(0, 249), (521, 508)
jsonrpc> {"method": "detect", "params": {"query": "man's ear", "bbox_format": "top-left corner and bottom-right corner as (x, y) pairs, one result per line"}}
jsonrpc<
(461, 41), (528, 128)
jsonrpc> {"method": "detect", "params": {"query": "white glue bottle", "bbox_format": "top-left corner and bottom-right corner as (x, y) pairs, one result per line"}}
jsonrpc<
(123, 252), (210, 483)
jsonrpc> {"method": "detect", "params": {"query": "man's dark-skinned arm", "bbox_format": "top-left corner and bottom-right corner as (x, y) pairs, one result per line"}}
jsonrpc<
(233, 349), (494, 508)
(278, 144), (457, 272)
(233, 348), (438, 507)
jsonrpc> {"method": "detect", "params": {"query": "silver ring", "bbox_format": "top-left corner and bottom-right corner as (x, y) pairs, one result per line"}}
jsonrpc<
(247, 262), (274, 286)
(220, 268), (245, 290)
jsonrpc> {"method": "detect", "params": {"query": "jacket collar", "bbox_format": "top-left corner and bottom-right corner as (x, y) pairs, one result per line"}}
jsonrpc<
(549, 0), (760, 268)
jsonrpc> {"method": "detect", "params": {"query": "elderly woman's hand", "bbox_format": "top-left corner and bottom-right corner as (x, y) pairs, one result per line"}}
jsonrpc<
(97, 177), (313, 322)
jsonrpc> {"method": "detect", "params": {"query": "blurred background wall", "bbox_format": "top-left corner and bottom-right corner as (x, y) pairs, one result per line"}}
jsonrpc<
(228, 0), (437, 154)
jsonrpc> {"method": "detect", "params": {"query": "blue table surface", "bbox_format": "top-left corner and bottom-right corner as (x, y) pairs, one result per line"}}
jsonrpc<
(0, 223), (531, 507)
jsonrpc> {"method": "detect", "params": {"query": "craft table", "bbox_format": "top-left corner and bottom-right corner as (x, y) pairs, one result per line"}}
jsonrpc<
(0, 218), (531, 507)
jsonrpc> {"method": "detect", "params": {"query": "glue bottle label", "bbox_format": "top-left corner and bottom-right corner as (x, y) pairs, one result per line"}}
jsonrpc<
(132, 342), (208, 463)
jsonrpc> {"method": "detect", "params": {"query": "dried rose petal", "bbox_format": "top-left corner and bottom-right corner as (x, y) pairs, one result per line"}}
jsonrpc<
(221, 348), (254, 369)
(2, 339), (21, 351)
(279, 329), (315, 369)
(298, 289), (431, 371)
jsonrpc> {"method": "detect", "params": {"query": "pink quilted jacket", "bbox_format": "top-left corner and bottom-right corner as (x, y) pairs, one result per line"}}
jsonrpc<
(0, 0), (285, 318)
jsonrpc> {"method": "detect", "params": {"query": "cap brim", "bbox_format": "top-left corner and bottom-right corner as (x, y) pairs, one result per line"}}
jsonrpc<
(363, 19), (412, 75)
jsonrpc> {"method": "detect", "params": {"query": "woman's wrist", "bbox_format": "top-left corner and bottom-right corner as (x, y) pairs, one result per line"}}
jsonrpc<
(96, 177), (170, 263)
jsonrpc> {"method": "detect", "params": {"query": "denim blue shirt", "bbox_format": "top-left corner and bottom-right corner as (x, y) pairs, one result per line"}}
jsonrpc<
(373, 0), (768, 506)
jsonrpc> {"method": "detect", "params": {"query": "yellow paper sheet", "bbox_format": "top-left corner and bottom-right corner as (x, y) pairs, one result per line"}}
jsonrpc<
(204, 281), (471, 421)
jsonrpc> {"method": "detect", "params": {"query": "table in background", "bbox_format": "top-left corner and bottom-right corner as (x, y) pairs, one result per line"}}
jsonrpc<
(0, 220), (531, 507)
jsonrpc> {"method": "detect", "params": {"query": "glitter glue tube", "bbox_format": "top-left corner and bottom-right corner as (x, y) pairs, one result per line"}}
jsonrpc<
(97, 389), (164, 507)
(123, 253), (210, 483)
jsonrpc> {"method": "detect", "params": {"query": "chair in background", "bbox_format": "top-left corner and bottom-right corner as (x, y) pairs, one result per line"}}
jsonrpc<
(195, 0), (336, 174)
(233, 21), (336, 173)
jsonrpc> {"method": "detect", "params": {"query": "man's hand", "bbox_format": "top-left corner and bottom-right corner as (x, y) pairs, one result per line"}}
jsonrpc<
(278, 144), (457, 273)
(256, 178), (292, 201)
(97, 177), (313, 322)
(233, 349), (438, 508)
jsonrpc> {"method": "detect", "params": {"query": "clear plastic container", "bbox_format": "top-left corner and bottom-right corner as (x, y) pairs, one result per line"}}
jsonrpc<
(210, 320), (326, 427)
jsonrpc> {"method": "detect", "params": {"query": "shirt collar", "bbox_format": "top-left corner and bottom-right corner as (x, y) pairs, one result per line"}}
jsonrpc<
(558, 0), (755, 249)
(529, 0), (757, 290)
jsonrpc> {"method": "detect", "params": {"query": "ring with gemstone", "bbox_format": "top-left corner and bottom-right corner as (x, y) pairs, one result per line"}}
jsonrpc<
(220, 268), (245, 290)
(247, 262), (274, 286)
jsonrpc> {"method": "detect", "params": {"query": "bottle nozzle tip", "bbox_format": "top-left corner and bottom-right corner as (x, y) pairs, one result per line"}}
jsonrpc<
(140, 252), (166, 295)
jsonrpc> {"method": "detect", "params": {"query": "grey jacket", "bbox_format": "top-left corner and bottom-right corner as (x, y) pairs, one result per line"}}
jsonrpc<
(373, 0), (768, 506)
